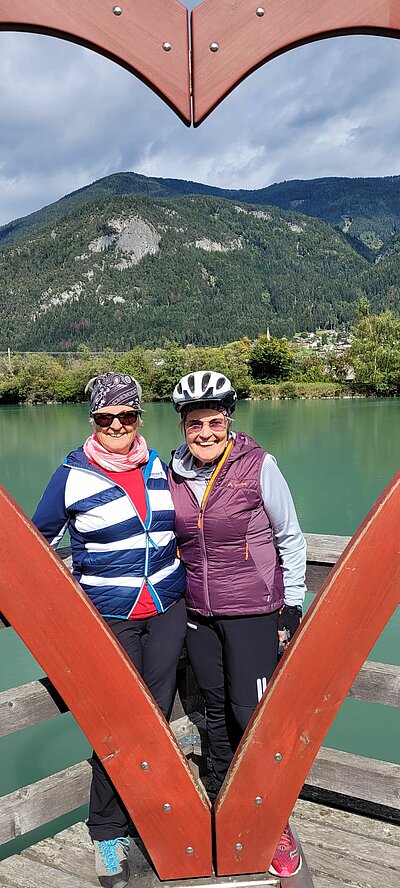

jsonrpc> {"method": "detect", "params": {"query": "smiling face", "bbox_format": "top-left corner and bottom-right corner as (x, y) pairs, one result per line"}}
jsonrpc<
(184, 407), (229, 466)
(93, 405), (140, 455)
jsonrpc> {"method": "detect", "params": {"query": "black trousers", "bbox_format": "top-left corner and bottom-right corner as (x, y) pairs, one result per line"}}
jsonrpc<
(87, 598), (187, 841)
(185, 611), (279, 789)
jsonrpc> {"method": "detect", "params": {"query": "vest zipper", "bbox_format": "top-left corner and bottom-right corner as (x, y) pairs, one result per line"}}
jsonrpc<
(64, 462), (156, 607)
(196, 440), (234, 614)
(197, 440), (234, 528)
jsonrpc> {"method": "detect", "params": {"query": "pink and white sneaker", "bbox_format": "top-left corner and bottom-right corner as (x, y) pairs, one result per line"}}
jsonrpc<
(268, 822), (302, 878)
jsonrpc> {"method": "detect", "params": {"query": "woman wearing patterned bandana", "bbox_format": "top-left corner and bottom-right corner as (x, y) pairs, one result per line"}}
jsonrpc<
(33, 372), (186, 888)
(169, 371), (307, 880)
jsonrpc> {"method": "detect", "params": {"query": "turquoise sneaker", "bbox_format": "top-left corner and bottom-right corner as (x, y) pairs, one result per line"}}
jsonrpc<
(94, 837), (130, 887)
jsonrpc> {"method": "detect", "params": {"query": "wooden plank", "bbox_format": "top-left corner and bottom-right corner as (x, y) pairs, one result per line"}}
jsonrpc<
(191, 0), (399, 125)
(214, 471), (400, 875)
(293, 796), (400, 844)
(311, 879), (360, 888)
(0, 0), (191, 124)
(0, 487), (212, 880)
(0, 854), (95, 887)
(304, 533), (350, 564)
(1, 658), (399, 739)
(308, 747), (400, 810)
(350, 660), (400, 707)
(294, 800), (400, 887)
(41, 819), (91, 849)
(0, 762), (91, 845)
(303, 844), (400, 888)
(21, 834), (98, 885)
(3, 802), (400, 888)
(305, 563), (331, 594)
(0, 677), (67, 736)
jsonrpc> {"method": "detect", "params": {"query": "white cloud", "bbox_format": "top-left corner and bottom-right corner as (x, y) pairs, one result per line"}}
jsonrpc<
(0, 25), (400, 226)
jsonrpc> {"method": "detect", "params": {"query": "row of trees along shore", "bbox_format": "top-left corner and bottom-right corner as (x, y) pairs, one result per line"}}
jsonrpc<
(0, 306), (399, 404)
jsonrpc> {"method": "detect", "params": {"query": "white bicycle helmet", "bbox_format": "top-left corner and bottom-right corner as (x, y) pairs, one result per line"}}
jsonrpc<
(172, 371), (237, 413)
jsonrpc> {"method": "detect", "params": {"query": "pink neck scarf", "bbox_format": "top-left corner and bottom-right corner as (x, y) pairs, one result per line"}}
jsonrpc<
(83, 433), (149, 472)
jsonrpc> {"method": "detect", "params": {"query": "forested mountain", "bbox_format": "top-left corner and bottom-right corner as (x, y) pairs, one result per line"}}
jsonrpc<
(1, 190), (399, 352)
(1, 171), (400, 253)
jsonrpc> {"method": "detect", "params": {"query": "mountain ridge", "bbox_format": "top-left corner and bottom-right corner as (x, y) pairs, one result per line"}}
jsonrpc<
(1, 170), (400, 252)
(1, 171), (399, 352)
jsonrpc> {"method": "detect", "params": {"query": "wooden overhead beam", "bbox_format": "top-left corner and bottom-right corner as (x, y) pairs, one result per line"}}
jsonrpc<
(0, 0), (191, 124)
(191, 0), (400, 124)
(2, 2), (400, 126)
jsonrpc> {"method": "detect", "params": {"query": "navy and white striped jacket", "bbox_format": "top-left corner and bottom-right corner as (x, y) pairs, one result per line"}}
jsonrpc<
(32, 446), (186, 619)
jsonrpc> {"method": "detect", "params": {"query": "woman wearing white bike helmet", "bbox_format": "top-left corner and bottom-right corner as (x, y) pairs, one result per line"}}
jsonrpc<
(169, 370), (307, 879)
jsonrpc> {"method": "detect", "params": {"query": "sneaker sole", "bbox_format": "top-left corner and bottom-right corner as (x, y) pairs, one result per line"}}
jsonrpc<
(268, 855), (302, 879)
(98, 878), (130, 888)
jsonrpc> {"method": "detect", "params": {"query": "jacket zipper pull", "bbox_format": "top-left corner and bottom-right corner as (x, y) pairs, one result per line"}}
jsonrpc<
(198, 510), (202, 529)
(245, 541), (249, 561)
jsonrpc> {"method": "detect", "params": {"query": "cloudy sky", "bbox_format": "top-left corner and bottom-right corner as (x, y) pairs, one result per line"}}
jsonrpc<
(1, 3), (400, 226)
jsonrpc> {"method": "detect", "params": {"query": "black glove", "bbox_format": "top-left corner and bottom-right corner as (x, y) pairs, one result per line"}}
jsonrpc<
(278, 605), (302, 655)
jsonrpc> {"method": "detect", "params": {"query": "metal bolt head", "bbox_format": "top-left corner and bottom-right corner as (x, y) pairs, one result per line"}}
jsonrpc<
(163, 42), (172, 52)
(140, 761), (149, 770)
(254, 796), (263, 805)
(113, 6), (123, 15)
(256, 7), (265, 16)
(185, 847), (194, 855)
(235, 843), (243, 852)
(209, 42), (219, 52)
(163, 803), (172, 812)
(274, 752), (283, 762)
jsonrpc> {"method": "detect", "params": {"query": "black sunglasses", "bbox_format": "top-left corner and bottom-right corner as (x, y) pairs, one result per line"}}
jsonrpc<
(92, 410), (140, 428)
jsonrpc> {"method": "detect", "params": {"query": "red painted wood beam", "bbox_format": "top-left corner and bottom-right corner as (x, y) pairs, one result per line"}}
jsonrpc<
(0, 487), (212, 880)
(191, 0), (400, 124)
(214, 471), (400, 875)
(0, 0), (191, 124)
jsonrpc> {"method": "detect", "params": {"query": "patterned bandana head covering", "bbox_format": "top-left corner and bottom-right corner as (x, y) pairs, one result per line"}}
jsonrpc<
(85, 373), (142, 413)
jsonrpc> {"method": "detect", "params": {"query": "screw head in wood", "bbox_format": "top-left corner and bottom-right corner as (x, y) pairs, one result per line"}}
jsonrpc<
(274, 752), (283, 761)
(209, 42), (219, 52)
(140, 761), (149, 770)
(235, 843), (243, 851)
(163, 42), (172, 52)
(163, 803), (172, 812)
(256, 7), (265, 16)
(113, 6), (123, 15)
(254, 796), (263, 805)
(185, 847), (194, 855)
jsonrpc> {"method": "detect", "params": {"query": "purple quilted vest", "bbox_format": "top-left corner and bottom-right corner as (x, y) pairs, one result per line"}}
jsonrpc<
(169, 433), (284, 617)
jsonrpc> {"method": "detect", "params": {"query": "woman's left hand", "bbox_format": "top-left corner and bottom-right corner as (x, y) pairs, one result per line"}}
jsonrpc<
(278, 605), (302, 654)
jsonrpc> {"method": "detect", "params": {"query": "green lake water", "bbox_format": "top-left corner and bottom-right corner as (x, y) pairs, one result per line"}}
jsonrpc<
(0, 399), (399, 857)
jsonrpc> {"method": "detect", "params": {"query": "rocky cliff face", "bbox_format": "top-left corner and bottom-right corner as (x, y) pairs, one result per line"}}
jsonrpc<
(0, 191), (396, 352)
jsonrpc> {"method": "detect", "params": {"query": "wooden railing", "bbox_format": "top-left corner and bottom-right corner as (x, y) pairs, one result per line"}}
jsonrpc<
(0, 533), (399, 848)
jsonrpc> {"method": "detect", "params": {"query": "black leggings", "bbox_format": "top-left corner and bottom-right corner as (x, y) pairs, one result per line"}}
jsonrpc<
(87, 598), (187, 841)
(185, 611), (279, 789)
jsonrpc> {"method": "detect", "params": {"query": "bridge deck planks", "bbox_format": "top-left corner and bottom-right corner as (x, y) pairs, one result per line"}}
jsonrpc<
(0, 800), (399, 888)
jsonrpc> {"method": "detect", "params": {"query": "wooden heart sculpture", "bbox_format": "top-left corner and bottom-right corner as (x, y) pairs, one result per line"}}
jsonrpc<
(0, 0), (400, 879)
(2, 0), (400, 125)
(0, 473), (399, 878)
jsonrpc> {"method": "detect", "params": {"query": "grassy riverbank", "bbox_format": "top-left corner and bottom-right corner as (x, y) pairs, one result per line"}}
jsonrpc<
(0, 308), (398, 404)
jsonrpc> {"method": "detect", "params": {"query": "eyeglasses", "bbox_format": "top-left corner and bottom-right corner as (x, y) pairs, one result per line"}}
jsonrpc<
(185, 418), (227, 434)
(92, 411), (139, 428)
